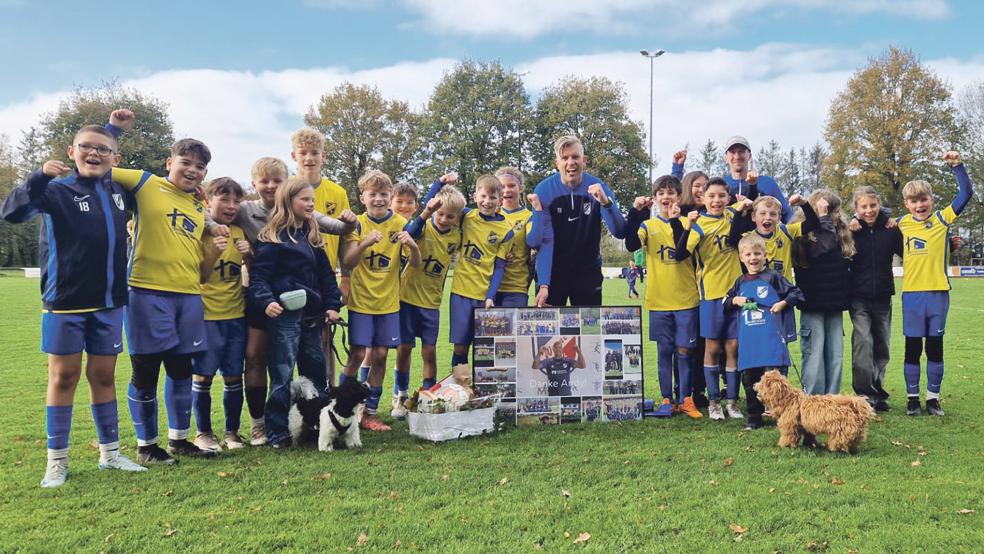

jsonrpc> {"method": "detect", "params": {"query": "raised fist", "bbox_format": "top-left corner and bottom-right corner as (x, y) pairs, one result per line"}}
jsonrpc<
(527, 193), (542, 211)
(42, 160), (71, 177)
(942, 151), (961, 167)
(672, 150), (687, 165)
(109, 109), (135, 130)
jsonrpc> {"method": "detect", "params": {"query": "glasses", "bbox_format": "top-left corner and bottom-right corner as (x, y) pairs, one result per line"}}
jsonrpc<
(75, 143), (116, 156)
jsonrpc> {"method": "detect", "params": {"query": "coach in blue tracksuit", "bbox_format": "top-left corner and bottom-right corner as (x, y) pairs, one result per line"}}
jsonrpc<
(526, 135), (627, 307)
(721, 136), (792, 223)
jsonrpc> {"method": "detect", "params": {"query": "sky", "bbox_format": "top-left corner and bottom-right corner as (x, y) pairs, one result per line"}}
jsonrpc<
(2, 0), (983, 185)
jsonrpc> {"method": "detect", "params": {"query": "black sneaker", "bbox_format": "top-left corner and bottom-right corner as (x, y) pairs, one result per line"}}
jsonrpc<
(167, 439), (217, 459)
(693, 392), (710, 409)
(137, 444), (178, 465)
(874, 399), (890, 412)
(743, 416), (763, 430)
(925, 398), (945, 417)
(271, 438), (292, 450)
(906, 397), (922, 416)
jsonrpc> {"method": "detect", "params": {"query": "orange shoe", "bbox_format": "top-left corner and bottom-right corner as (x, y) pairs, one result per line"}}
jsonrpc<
(360, 414), (392, 432)
(679, 396), (703, 419)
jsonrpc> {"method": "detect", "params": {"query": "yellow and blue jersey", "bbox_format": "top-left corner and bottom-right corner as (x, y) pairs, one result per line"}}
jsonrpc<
(685, 209), (741, 300)
(500, 206), (533, 294)
(400, 218), (460, 309)
(898, 205), (958, 292)
(345, 211), (407, 314)
(313, 177), (349, 270)
(112, 168), (206, 295)
(745, 222), (803, 282)
(451, 209), (514, 301)
(201, 225), (246, 320)
(638, 216), (698, 311)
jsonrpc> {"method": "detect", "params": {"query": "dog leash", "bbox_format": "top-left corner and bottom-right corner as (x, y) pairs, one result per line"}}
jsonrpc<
(327, 318), (350, 366)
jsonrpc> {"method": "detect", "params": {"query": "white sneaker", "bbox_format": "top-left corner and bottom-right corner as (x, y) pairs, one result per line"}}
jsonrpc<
(390, 394), (409, 420)
(194, 432), (221, 451)
(708, 400), (725, 421)
(223, 431), (246, 450)
(98, 453), (147, 472)
(725, 400), (744, 419)
(250, 418), (268, 446)
(40, 459), (69, 488)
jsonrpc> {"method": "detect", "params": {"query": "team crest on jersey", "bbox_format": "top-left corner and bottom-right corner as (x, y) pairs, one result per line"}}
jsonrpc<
(924, 220), (934, 229)
(112, 193), (125, 211)
(757, 286), (769, 299)
(487, 232), (500, 245)
(447, 242), (458, 255)
(325, 202), (336, 214)
(389, 231), (399, 243)
(776, 237), (784, 249)
(583, 202), (592, 216)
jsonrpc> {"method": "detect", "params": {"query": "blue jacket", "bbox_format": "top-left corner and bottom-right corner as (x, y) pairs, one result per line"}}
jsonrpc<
(722, 174), (791, 223)
(249, 224), (342, 318)
(1, 170), (133, 311)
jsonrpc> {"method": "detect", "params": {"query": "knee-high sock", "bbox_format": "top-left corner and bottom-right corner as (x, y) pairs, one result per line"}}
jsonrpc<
(45, 405), (72, 461)
(724, 368), (739, 400)
(358, 365), (370, 383)
(657, 344), (674, 400)
(223, 381), (244, 433)
(926, 361), (944, 398)
(704, 366), (721, 401)
(422, 377), (437, 389)
(676, 354), (692, 399)
(451, 352), (468, 368)
(90, 401), (119, 457)
(393, 368), (410, 396)
(366, 385), (383, 414)
(127, 383), (158, 445)
(164, 376), (192, 440)
(338, 372), (356, 386)
(191, 380), (212, 434)
(904, 363), (921, 396)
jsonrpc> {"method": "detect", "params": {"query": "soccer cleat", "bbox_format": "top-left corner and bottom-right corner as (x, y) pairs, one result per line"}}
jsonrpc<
(874, 399), (891, 412)
(925, 399), (945, 417)
(98, 453), (147, 472)
(360, 414), (392, 432)
(390, 394), (409, 421)
(653, 399), (674, 418)
(725, 400), (744, 419)
(167, 439), (218, 459)
(193, 432), (221, 452)
(678, 397), (703, 419)
(137, 444), (177, 465)
(906, 397), (922, 416)
(40, 459), (69, 488)
(707, 400), (725, 421)
(222, 432), (246, 450)
(743, 416), (763, 430)
(250, 418), (268, 446)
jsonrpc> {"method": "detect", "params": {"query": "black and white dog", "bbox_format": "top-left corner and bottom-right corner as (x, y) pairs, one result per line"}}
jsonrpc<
(288, 376), (370, 451)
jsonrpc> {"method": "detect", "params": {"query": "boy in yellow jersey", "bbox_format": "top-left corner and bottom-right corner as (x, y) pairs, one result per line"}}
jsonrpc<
(674, 177), (744, 420)
(494, 166), (534, 307)
(898, 152), (972, 417)
(448, 175), (515, 369)
(112, 133), (221, 464)
(341, 170), (421, 431)
(625, 175), (702, 419)
(389, 179), (466, 419)
(191, 178), (251, 452)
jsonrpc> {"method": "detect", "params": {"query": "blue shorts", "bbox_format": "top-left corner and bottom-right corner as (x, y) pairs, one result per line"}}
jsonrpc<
(649, 308), (698, 349)
(192, 318), (246, 377)
(348, 310), (400, 348)
(399, 302), (440, 346)
(699, 299), (738, 341)
(449, 293), (485, 346)
(125, 287), (207, 355)
(902, 291), (949, 337)
(495, 292), (528, 308)
(41, 307), (125, 356)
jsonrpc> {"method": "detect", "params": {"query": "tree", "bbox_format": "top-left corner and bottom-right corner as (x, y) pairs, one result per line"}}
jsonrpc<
(755, 139), (784, 180)
(39, 81), (174, 176)
(304, 83), (422, 207)
(823, 47), (960, 209)
(954, 81), (984, 261)
(697, 139), (727, 176)
(417, 60), (532, 198)
(533, 76), (649, 209)
(799, 143), (825, 193)
(0, 134), (25, 266)
(780, 147), (801, 197)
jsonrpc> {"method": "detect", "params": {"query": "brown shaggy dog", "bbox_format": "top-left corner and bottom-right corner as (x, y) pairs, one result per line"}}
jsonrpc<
(753, 370), (874, 454)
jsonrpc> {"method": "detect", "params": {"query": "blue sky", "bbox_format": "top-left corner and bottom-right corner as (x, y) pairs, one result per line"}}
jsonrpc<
(2, 0), (983, 182)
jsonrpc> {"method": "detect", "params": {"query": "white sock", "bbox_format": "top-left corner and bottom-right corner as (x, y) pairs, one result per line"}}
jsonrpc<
(926, 391), (940, 400)
(47, 448), (68, 463)
(98, 441), (120, 462)
(168, 428), (189, 441)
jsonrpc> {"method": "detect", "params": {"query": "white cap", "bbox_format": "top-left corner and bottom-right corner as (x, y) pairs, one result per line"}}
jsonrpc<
(725, 135), (751, 151)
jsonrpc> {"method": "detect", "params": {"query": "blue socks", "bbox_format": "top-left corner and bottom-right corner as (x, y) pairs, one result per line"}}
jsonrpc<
(393, 368), (410, 396)
(90, 400), (119, 446)
(223, 381), (243, 433)
(164, 376), (192, 440)
(451, 352), (468, 368)
(192, 379), (212, 434)
(725, 369), (739, 401)
(127, 382), (158, 445)
(676, 354), (692, 399)
(904, 362), (921, 396)
(338, 372), (356, 386)
(703, 365), (721, 401)
(927, 360), (944, 397)
(422, 377), (437, 389)
(45, 405), (72, 460)
(358, 365), (370, 383)
(657, 344), (674, 400)
(366, 385), (383, 415)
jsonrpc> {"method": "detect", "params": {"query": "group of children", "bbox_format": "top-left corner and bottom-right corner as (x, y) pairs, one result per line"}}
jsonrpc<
(3, 109), (970, 488)
(627, 145), (971, 429)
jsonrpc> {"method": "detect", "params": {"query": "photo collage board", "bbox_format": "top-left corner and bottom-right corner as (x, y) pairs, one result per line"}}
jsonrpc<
(472, 306), (645, 426)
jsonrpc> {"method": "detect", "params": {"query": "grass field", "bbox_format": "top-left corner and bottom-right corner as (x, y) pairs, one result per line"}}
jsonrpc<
(0, 274), (981, 552)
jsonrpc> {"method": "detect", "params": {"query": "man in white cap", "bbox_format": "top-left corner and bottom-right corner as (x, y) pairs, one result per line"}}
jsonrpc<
(722, 136), (791, 223)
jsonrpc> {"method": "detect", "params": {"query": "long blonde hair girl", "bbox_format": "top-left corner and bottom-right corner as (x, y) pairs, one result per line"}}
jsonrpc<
(257, 176), (324, 247)
(792, 188), (855, 266)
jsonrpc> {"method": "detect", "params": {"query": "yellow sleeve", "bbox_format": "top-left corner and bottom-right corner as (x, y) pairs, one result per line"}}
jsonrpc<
(637, 223), (647, 247)
(345, 224), (361, 244)
(940, 206), (958, 225)
(686, 225), (702, 251)
(110, 168), (151, 192)
(786, 222), (803, 240)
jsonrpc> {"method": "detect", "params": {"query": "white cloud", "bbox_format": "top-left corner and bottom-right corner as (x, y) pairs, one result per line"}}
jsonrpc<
(2, 44), (983, 188)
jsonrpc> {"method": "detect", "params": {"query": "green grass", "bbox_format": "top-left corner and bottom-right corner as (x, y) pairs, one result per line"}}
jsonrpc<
(0, 276), (982, 552)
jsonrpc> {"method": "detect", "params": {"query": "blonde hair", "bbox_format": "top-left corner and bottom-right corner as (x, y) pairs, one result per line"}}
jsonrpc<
(793, 189), (855, 262)
(902, 180), (933, 200)
(495, 166), (525, 189)
(358, 169), (393, 194)
(738, 233), (767, 254)
(251, 157), (288, 180)
(752, 195), (782, 214)
(257, 176), (324, 247)
(435, 184), (466, 214)
(290, 128), (325, 152)
(553, 135), (584, 158)
(853, 186), (881, 206)
(474, 174), (503, 196)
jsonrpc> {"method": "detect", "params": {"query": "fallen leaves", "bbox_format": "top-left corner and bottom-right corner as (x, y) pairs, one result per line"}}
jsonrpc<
(561, 489), (572, 498)
(830, 477), (844, 486)
(313, 472), (332, 481)
(357, 532), (368, 546)
(729, 523), (748, 534)
(217, 471), (231, 478)
(163, 525), (178, 538)
(572, 532), (591, 545)
(724, 457), (734, 467)
(957, 509), (976, 515)
(911, 460), (922, 467)
(498, 477), (509, 486)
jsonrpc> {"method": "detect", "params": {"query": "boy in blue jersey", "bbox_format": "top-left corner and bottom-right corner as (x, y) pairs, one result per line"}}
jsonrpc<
(724, 234), (803, 429)
(1, 111), (146, 487)
(897, 151), (973, 417)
